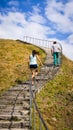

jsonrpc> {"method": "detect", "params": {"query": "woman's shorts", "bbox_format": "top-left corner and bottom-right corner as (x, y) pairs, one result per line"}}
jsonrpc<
(30, 64), (38, 69)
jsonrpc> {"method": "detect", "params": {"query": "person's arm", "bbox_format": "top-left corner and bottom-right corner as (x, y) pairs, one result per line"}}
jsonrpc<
(37, 55), (43, 66)
(57, 44), (62, 52)
(58, 47), (61, 51)
(51, 46), (54, 56)
(28, 56), (30, 66)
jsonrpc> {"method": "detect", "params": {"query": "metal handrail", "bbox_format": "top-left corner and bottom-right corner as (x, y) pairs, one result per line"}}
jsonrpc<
(23, 36), (62, 129)
(23, 36), (62, 64)
(29, 80), (49, 130)
(23, 36), (62, 50)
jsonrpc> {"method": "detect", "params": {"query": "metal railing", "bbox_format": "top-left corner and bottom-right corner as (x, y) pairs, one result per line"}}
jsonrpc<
(23, 36), (62, 65)
(29, 77), (49, 130)
(24, 36), (53, 48)
(23, 36), (62, 50)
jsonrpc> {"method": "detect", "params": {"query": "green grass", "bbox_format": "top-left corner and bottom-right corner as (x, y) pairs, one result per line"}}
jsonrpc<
(36, 56), (73, 130)
(0, 39), (46, 95)
(0, 39), (73, 130)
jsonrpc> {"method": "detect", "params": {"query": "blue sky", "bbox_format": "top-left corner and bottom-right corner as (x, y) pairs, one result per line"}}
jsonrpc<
(0, 0), (73, 61)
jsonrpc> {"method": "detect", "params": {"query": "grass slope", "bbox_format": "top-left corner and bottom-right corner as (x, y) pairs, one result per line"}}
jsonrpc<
(36, 56), (73, 130)
(0, 39), (46, 95)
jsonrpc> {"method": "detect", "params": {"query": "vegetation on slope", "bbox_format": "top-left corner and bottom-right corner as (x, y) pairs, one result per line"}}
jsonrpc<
(36, 56), (73, 130)
(0, 39), (73, 130)
(0, 39), (46, 95)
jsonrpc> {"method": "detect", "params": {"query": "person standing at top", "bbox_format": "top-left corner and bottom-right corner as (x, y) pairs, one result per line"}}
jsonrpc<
(29, 50), (43, 85)
(51, 41), (62, 67)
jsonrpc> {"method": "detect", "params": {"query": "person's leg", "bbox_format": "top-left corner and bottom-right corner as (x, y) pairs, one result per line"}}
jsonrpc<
(57, 52), (61, 65)
(30, 65), (38, 85)
(56, 52), (59, 66)
(35, 69), (38, 76)
(31, 69), (35, 85)
(32, 68), (38, 85)
(53, 52), (57, 66)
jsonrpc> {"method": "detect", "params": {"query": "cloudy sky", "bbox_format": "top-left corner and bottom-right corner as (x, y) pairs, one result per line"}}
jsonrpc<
(0, 0), (73, 61)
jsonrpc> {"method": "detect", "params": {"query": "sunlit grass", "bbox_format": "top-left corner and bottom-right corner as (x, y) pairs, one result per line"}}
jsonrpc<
(0, 39), (46, 95)
(36, 55), (73, 130)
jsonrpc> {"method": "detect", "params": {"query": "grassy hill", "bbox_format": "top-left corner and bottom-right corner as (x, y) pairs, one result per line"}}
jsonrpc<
(0, 39), (46, 95)
(36, 56), (73, 130)
(0, 39), (73, 130)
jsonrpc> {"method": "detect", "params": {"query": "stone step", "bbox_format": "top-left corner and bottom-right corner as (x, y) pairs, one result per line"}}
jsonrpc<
(0, 110), (21, 115)
(0, 127), (30, 130)
(1, 92), (22, 97)
(0, 103), (29, 109)
(0, 92), (21, 96)
(0, 94), (30, 100)
(0, 120), (29, 128)
(0, 106), (29, 111)
(0, 114), (29, 120)
(9, 87), (26, 91)
(0, 100), (23, 105)
(0, 98), (30, 105)
(0, 96), (25, 101)
(0, 107), (30, 114)
(0, 93), (29, 99)
(7, 89), (28, 93)
(9, 85), (29, 90)
(0, 109), (13, 114)
(1, 87), (29, 97)
(36, 77), (49, 81)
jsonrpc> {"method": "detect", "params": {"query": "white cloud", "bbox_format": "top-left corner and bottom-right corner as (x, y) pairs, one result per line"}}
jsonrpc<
(28, 13), (46, 24)
(0, 12), (27, 39)
(24, 22), (49, 39)
(0, 10), (53, 40)
(65, 1), (73, 18)
(44, 0), (73, 61)
(8, 0), (19, 7)
(66, 34), (73, 45)
(45, 0), (73, 33)
(32, 5), (41, 14)
(0, 0), (73, 61)
(61, 41), (73, 61)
